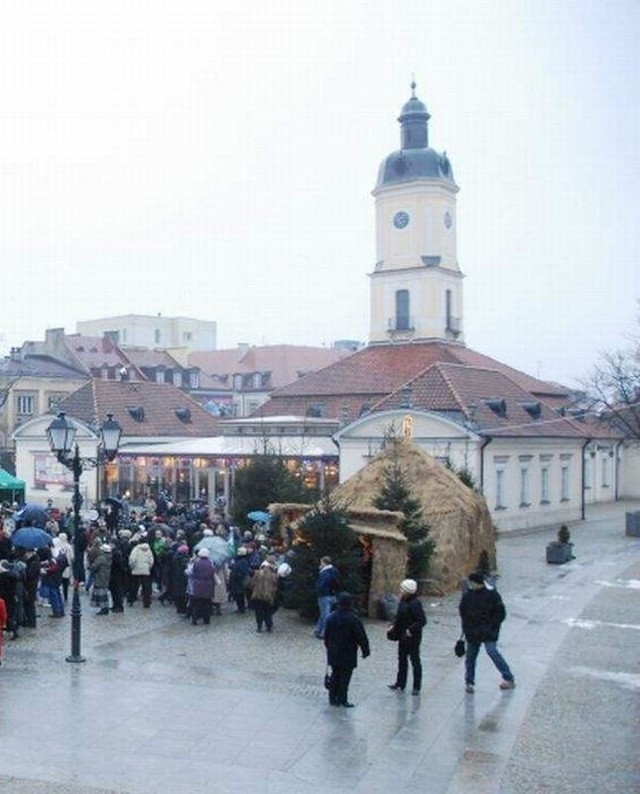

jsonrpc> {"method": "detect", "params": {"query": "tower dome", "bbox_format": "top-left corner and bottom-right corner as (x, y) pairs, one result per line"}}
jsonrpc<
(375, 81), (455, 191)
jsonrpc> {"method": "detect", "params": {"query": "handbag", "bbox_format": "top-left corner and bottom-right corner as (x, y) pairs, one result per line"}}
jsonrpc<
(324, 666), (333, 690)
(454, 634), (466, 658)
(386, 624), (401, 642)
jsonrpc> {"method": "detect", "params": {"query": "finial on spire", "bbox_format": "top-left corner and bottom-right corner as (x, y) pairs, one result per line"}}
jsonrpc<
(410, 74), (417, 97)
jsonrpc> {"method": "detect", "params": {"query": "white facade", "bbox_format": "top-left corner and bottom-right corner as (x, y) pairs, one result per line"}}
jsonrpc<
(77, 314), (217, 352)
(334, 410), (617, 531)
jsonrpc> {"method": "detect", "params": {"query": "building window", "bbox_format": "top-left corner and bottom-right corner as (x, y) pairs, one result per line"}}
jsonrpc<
(584, 455), (593, 489)
(16, 394), (35, 415)
(182, 331), (192, 342)
(602, 456), (610, 488)
(519, 468), (530, 507)
(121, 328), (127, 343)
(155, 370), (165, 384)
(47, 394), (64, 412)
(189, 372), (199, 389)
(495, 469), (506, 509)
(253, 373), (262, 389)
(540, 467), (550, 503)
(154, 329), (161, 344)
(233, 374), (243, 391)
(561, 466), (570, 501)
(395, 289), (410, 331)
(173, 371), (182, 388)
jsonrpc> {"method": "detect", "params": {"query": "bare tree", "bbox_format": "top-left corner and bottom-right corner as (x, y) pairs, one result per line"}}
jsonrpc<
(585, 308), (640, 439)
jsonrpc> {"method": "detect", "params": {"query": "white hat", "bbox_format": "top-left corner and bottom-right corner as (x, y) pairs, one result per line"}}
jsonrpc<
(197, 548), (210, 558)
(277, 563), (292, 578)
(400, 578), (418, 595)
(203, 528), (214, 537)
(100, 543), (112, 553)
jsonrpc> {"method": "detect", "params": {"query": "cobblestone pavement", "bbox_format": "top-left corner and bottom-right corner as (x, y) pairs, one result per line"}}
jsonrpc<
(1, 501), (639, 793)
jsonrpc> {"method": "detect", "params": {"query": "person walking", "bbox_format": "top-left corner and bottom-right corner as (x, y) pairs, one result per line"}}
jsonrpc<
(228, 546), (251, 614)
(313, 556), (341, 639)
(387, 578), (427, 695)
(324, 591), (370, 708)
(459, 571), (515, 693)
(249, 558), (278, 633)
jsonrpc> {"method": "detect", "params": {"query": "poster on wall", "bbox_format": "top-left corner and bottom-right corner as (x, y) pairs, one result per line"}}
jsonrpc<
(34, 454), (74, 487)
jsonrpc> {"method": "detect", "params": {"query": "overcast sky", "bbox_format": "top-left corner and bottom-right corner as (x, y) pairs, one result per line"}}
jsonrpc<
(1, 1), (638, 387)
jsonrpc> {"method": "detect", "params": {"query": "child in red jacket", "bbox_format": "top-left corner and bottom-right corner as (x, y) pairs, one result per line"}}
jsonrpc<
(0, 595), (7, 666)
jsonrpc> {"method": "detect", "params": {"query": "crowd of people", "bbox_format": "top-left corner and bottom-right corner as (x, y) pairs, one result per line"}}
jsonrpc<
(0, 495), (294, 659)
(0, 495), (515, 703)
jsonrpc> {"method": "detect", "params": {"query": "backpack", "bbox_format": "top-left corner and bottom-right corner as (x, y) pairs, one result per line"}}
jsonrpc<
(56, 552), (69, 574)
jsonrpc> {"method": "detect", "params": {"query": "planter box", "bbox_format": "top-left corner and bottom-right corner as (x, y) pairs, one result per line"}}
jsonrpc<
(625, 512), (640, 537)
(546, 542), (574, 564)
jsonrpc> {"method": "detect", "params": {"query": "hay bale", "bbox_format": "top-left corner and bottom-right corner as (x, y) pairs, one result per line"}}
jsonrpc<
(331, 439), (495, 592)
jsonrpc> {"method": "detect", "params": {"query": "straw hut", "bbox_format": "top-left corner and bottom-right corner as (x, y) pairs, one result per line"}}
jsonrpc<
(330, 439), (496, 593)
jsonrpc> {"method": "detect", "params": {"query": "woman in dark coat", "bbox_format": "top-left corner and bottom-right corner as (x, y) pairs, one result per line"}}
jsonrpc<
(388, 578), (427, 695)
(168, 545), (190, 614)
(190, 548), (215, 625)
(228, 547), (251, 614)
(324, 592), (370, 708)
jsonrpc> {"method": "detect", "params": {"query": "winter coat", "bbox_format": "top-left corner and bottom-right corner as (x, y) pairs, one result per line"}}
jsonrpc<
(129, 543), (154, 576)
(168, 552), (189, 599)
(249, 565), (278, 606)
(389, 594), (427, 646)
(316, 564), (340, 597)
(90, 551), (112, 589)
(459, 586), (506, 644)
(212, 562), (228, 604)
(191, 557), (215, 600)
(228, 556), (251, 597)
(324, 605), (370, 669)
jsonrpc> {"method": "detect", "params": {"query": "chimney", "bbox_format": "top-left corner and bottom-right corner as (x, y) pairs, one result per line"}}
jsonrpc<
(9, 347), (22, 362)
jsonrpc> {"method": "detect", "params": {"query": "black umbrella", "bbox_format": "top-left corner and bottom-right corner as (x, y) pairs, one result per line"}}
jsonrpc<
(105, 496), (123, 509)
(11, 526), (53, 549)
(14, 503), (49, 529)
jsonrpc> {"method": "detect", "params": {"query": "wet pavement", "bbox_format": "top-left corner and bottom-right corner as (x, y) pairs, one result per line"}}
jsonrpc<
(1, 501), (639, 793)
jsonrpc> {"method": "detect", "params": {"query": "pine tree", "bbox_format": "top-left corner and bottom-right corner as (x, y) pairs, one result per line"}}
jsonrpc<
(373, 448), (435, 580)
(231, 454), (315, 528)
(289, 499), (364, 618)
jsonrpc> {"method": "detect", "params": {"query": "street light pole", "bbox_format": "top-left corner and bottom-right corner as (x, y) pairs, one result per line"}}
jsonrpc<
(46, 411), (122, 664)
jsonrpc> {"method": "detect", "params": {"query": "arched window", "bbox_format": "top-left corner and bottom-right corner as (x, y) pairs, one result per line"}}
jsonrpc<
(395, 290), (410, 330)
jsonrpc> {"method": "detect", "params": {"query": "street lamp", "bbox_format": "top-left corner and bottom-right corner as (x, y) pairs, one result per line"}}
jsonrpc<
(46, 410), (122, 663)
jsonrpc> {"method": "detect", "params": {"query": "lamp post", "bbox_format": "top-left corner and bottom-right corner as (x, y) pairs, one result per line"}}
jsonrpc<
(46, 411), (122, 663)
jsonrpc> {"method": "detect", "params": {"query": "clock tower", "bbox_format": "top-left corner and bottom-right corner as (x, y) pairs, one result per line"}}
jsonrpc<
(369, 82), (464, 344)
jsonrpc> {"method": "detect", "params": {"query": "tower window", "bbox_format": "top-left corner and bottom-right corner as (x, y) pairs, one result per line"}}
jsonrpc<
(395, 290), (410, 331)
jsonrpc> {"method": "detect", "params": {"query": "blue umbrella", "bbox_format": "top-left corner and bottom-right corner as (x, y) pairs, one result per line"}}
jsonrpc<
(11, 526), (53, 549)
(14, 503), (49, 529)
(247, 510), (273, 523)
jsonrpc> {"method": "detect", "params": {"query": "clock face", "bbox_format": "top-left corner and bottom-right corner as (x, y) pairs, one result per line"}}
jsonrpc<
(444, 211), (452, 229)
(393, 211), (410, 229)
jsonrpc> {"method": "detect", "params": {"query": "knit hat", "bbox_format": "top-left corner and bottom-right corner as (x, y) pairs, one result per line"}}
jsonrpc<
(400, 578), (418, 595)
(277, 562), (292, 578)
(236, 546), (248, 556)
(100, 543), (111, 552)
(59, 533), (68, 542)
(197, 548), (210, 558)
(337, 591), (353, 608)
(203, 528), (214, 537)
(177, 545), (189, 554)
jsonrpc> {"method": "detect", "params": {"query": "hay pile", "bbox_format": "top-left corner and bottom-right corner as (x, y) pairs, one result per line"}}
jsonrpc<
(330, 439), (496, 592)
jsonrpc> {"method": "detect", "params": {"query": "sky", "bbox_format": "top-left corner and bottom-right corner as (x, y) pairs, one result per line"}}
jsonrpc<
(0, 1), (638, 388)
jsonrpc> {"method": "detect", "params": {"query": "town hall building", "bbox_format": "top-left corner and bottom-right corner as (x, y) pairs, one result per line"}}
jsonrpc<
(257, 83), (632, 531)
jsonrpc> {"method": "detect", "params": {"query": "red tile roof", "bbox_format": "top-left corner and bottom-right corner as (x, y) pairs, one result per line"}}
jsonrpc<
(57, 379), (219, 438)
(371, 362), (586, 438)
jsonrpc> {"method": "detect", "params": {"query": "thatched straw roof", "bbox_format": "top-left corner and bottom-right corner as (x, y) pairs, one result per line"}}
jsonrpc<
(330, 438), (496, 591)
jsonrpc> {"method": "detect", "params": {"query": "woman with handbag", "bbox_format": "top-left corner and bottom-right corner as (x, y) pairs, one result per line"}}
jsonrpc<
(387, 579), (427, 695)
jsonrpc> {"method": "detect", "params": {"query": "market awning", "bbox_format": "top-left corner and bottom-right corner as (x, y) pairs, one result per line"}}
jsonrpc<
(0, 468), (25, 489)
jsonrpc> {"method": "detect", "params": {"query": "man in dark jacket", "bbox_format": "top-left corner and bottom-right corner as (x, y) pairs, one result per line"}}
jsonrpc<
(388, 578), (427, 695)
(324, 591), (370, 708)
(459, 571), (515, 693)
